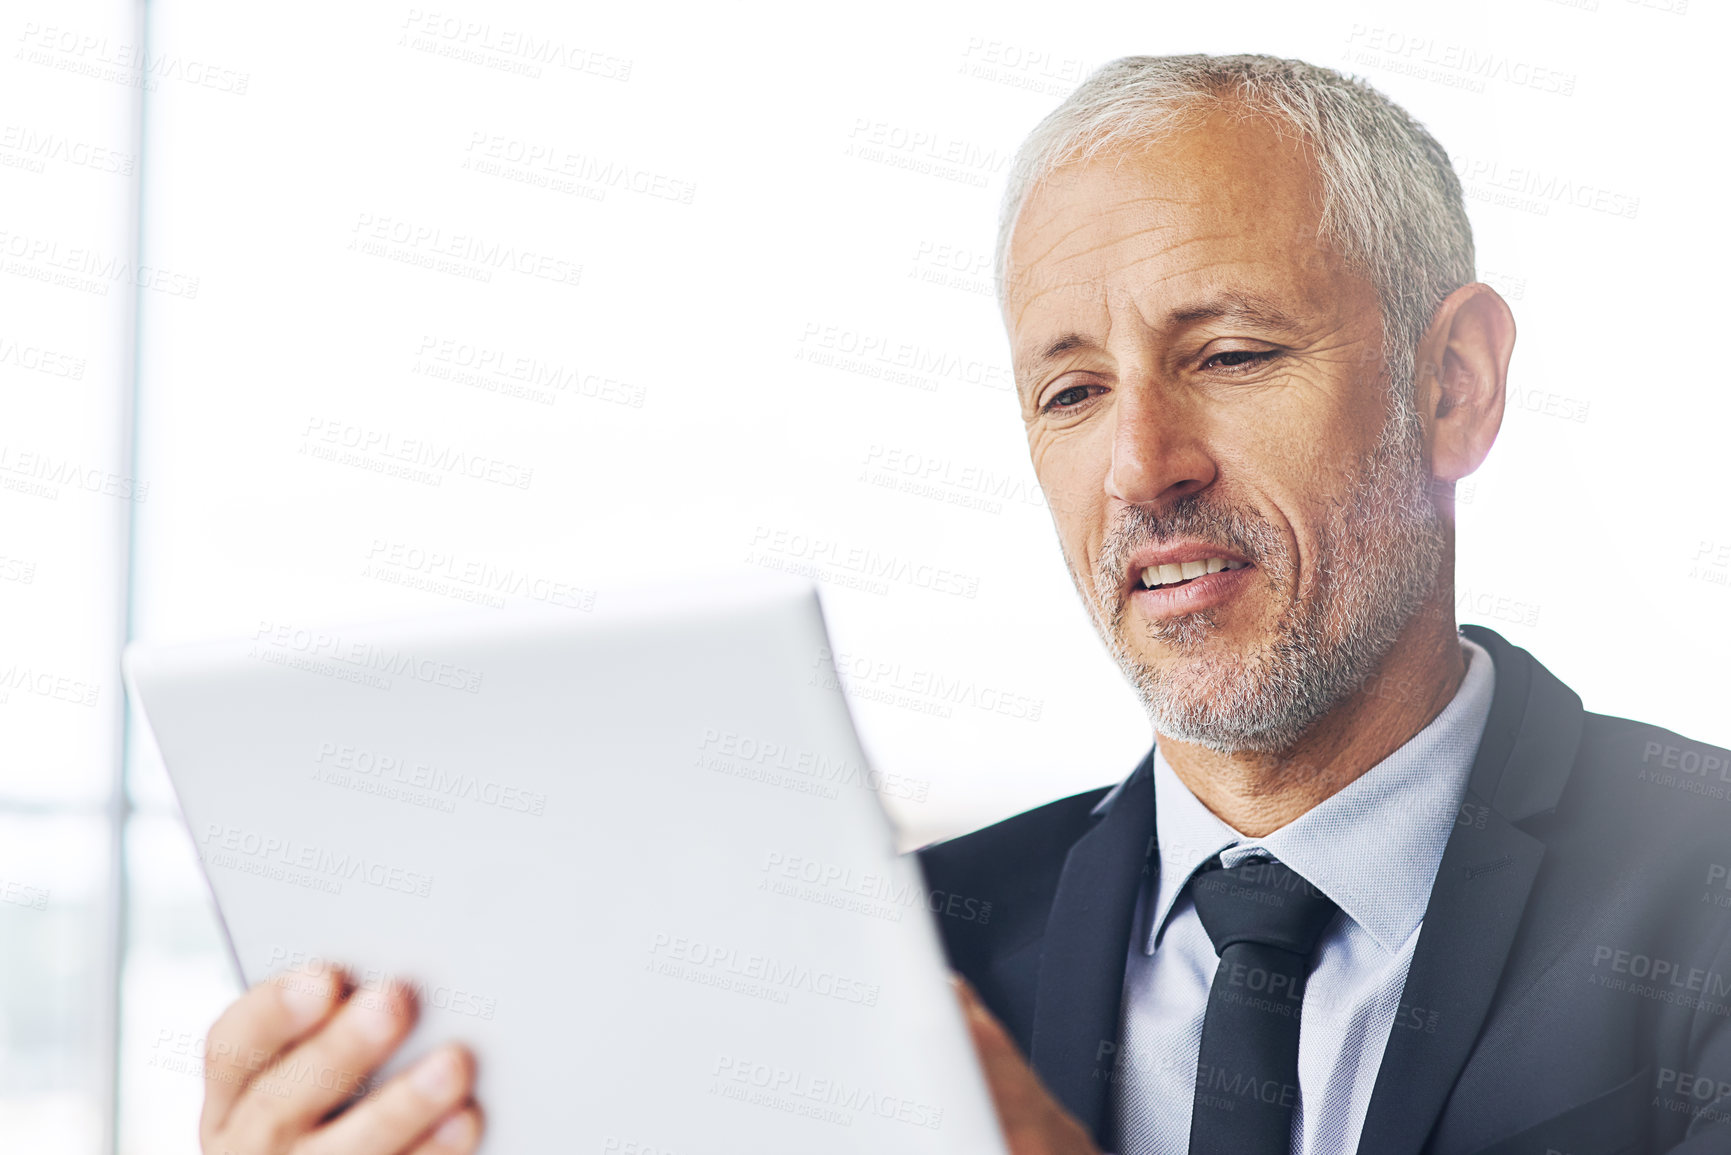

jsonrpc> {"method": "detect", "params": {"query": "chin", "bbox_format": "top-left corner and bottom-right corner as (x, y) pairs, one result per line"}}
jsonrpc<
(1111, 617), (1340, 755)
(1146, 697), (1322, 755)
(1147, 678), (1328, 754)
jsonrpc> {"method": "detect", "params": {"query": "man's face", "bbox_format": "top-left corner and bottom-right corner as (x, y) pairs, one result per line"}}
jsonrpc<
(1005, 109), (1448, 753)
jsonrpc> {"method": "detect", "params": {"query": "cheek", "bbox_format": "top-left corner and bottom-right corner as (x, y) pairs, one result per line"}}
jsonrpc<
(1215, 390), (1361, 513)
(1028, 423), (1109, 526)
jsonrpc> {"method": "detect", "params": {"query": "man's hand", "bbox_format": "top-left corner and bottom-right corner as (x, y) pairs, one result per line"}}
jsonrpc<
(199, 967), (481, 1155)
(954, 975), (1100, 1155)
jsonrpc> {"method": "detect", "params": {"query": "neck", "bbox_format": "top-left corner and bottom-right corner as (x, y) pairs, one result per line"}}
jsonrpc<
(1156, 603), (1468, 838)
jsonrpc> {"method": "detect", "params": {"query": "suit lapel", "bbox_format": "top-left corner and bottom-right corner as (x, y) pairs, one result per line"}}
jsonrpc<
(1357, 627), (1585, 1154)
(1029, 752), (1157, 1145)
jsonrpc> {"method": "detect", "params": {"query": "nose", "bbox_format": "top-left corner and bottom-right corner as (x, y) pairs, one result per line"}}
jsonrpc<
(1105, 382), (1217, 507)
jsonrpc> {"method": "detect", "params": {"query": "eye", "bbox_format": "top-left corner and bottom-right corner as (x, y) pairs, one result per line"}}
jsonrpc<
(1203, 348), (1279, 372)
(1041, 383), (1105, 413)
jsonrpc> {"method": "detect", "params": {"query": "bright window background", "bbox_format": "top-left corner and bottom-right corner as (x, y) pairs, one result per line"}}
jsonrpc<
(0, 0), (142, 1150)
(3, 0), (1726, 1152)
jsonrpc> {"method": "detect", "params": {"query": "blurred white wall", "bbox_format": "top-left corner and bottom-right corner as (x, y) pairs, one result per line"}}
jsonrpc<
(0, 0), (141, 1150)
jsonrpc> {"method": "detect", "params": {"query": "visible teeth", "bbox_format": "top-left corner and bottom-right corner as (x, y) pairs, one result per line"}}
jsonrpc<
(1141, 558), (1243, 589)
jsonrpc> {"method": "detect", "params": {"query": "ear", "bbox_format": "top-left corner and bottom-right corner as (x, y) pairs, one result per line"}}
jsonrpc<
(1414, 283), (1516, 485)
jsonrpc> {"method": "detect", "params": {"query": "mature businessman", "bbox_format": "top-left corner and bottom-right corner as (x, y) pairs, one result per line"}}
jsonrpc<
(192, 53), (1730, 1155)
(924, 53), (1731, 1155)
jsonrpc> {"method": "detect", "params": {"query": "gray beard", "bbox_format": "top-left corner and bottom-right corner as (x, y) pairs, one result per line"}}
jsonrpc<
(1073, 396), (1447, 755)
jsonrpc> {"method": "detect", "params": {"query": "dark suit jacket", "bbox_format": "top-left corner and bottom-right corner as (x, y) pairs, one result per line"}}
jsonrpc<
(917, 625), (1731, 1154)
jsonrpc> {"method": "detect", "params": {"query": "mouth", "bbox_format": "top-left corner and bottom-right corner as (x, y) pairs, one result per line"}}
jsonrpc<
(1117, 545), (1256, 621)
(1137, 556), (1249, 593)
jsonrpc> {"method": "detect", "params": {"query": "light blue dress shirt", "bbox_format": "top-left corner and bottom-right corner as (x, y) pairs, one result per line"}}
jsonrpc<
(1108, 635), (1496, 1155)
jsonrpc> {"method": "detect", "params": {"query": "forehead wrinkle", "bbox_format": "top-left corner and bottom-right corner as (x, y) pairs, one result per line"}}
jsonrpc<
(1007, 230), (1190, 333)
(1046, 221), (1215, 277)
(1010, 271), (1102, 339)
(1015, 188), (1190, 273)
(1010, 202), (1265, 328)
(1011, 179), (1189, 270)
(1009, 235), (1254, 338)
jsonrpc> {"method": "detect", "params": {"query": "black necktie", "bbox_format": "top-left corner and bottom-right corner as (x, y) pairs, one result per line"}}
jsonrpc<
(1186, 854), (1340, 1155)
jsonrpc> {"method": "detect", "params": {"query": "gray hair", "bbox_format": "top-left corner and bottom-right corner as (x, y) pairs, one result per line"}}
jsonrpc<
(995, 53), (1475, 409)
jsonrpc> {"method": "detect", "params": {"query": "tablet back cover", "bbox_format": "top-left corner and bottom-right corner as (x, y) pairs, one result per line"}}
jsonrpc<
(125, 575), (1006, 1154)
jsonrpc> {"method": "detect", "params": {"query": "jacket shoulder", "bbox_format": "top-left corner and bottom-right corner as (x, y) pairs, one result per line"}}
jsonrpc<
(1567, 710), (1731, 830)
(914, 784), (1113, 969)
(1574, 711), (1729, 790)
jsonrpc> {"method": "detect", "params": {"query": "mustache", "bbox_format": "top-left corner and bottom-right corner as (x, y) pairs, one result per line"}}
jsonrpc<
(1096, 494), (1283, 599)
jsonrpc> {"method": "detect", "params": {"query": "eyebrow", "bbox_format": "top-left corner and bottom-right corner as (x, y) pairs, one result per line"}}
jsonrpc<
(1166, 290), (1306, 333)
(1015, 332), (1096, 400)
(1015, 290), (1308, 397)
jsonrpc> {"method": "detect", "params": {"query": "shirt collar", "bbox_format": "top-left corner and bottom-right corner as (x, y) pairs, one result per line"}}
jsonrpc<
(1142, 634), (1497, 955)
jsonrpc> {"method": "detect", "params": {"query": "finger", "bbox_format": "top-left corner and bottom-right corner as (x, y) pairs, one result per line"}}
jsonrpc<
(404, 1105), (483, 1155)
(953, 975), (1097, 1155)
(953, 977), (1038, 1108)
(298, 1043), (474, 1155)
(223, 979), (417, 1151)
(952, 974), (1020, 1064)
(200, 967), (342, 1144)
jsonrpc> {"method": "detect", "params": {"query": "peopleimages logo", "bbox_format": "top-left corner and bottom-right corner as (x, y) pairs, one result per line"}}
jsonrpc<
(251, 620), (484, 694)
(746, 525), (981, 600)
(14, 21), (251, 94)
(347, 212), (582, 289)
(0, 663), (99, 707)
(697, 728), (930, 802)
(0, 333), (88, 379)
(264, 948), (498, 1020)
(412, 335), (647, 408)
(397, 8), (633, 81)
(1590, 946), (1731, 1000)
(301, 417), (535, 490)
(758, 851), (992, 925)
(710, 1055), (945, 1130)
(813, 644), (1045, 723)
(0, 124), (135, 176)
(1451, 155), (1640, 220)
(0, 228), (200, 297)
(201, 824), (434, 898)
(312, 741), (547, 815)
(647, 931), (881, 1007)
(0, 443), (148, 501)
(362, 539), (595, 612)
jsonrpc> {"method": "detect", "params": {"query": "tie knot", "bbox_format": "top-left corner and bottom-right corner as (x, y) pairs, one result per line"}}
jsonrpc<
(1188, 855), (1339, 959)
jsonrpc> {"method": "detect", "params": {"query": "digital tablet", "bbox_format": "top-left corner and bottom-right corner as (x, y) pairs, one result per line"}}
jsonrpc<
(124, 574), (1007, 1153)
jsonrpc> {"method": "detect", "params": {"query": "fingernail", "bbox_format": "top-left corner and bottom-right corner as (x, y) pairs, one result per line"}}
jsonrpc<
(434, 1110), (474, 1146)
(352, 987), (403, 1041)
(412, 1047), (459, 1100)
(277, 973), (330, 1027)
